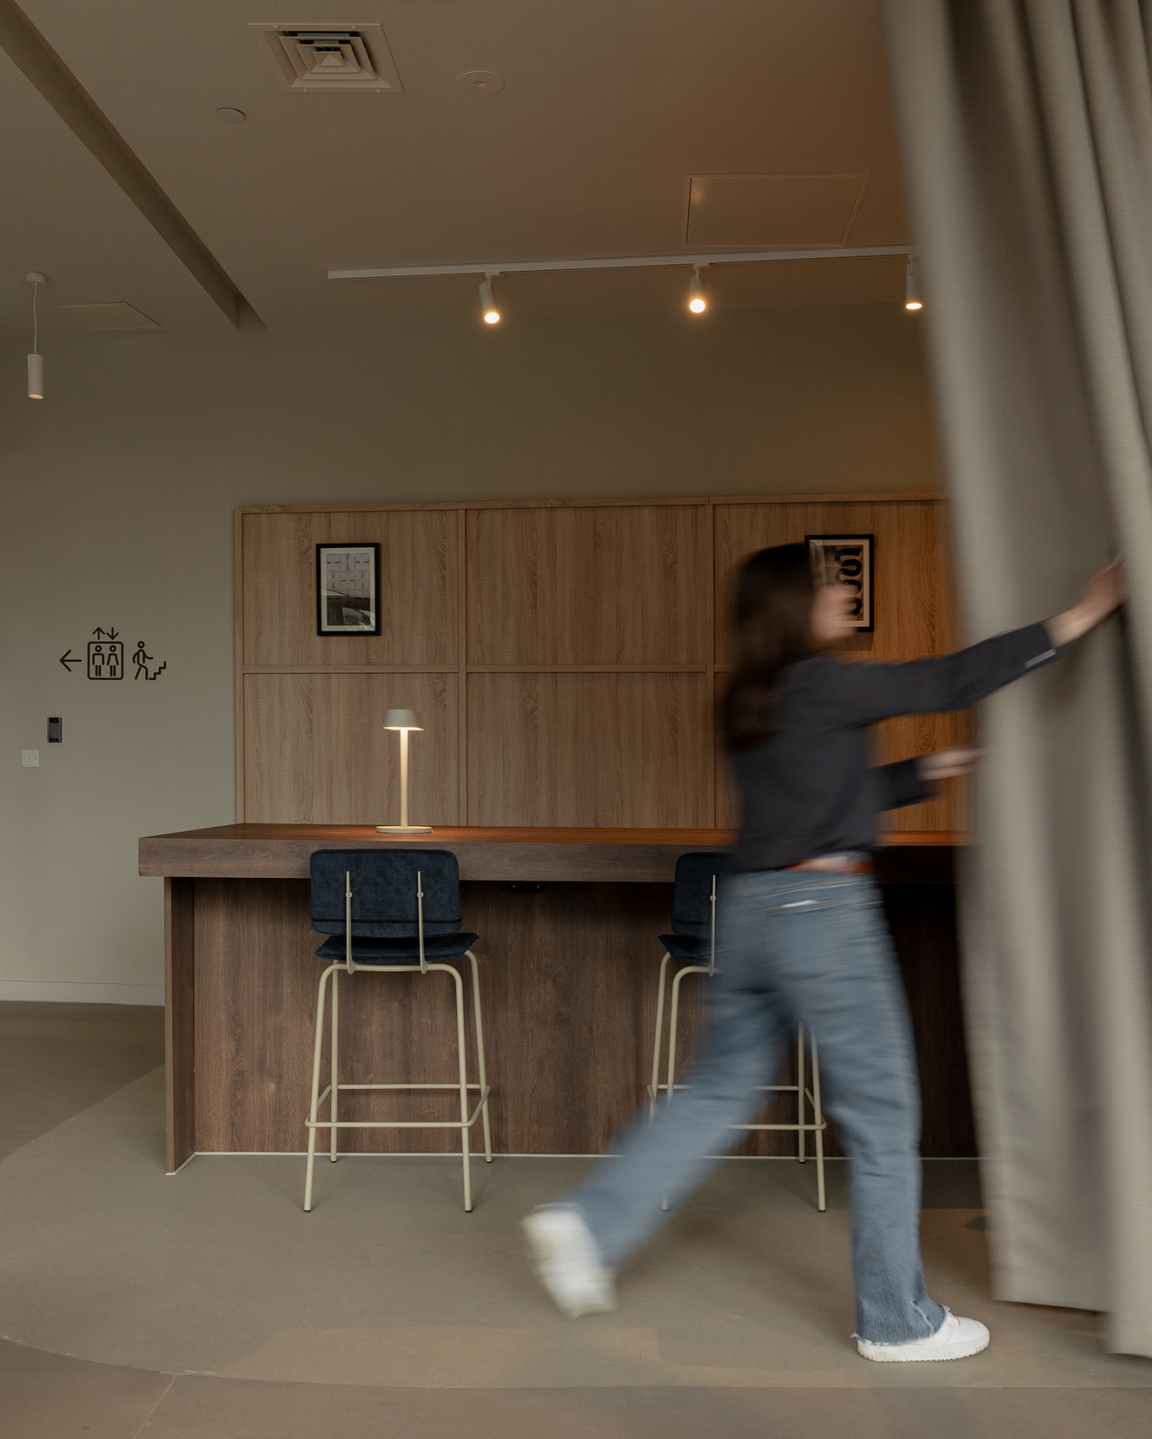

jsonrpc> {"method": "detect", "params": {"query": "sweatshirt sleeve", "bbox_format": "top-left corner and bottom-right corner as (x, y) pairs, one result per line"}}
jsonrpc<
(826, 623), (1058, 726)
(872, 758), (931, 812)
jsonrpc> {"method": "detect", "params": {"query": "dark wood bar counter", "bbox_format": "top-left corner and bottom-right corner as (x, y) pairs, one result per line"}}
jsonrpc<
(143, 825), (969, 1174)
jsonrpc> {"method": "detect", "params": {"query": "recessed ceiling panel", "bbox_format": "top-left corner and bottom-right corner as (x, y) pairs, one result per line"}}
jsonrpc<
(686, 174), (869, 250)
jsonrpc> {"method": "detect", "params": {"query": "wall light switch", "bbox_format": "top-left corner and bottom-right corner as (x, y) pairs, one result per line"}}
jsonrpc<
(22, 750), (39, 767)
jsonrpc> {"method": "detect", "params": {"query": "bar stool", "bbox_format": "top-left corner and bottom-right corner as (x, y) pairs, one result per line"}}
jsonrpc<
(303, 848), (492, 1213)
(648, 851), (828, 1211)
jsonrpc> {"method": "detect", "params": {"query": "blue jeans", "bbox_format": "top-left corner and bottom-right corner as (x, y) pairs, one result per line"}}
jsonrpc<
(563, 866), (947, 1344)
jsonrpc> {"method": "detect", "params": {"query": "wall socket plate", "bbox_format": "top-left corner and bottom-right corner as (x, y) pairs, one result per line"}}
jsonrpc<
(22, 750), (39, 767)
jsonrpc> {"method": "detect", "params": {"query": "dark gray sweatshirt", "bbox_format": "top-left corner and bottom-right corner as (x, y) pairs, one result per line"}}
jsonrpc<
(729, 622), (1058, 872)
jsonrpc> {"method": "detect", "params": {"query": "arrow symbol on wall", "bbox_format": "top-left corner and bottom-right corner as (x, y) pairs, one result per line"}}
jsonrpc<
(60, 650), (81, 671)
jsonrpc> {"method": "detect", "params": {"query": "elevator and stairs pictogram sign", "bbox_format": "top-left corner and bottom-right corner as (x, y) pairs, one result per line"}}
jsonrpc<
(59, 628), (168, 681)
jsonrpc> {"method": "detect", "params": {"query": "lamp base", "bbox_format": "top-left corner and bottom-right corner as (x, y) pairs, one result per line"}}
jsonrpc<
(375, 825), (433, 834)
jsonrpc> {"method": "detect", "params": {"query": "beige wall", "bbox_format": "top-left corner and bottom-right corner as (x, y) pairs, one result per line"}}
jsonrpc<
(0, 304), (941, 995)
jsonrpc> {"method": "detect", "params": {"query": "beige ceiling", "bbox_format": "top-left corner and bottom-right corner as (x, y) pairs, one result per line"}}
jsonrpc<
(1, 0), (910, 334)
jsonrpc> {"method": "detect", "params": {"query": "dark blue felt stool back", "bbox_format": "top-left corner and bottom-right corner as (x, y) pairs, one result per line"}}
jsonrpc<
(670, 852), (730, 938)
(310, 850), (463, 938)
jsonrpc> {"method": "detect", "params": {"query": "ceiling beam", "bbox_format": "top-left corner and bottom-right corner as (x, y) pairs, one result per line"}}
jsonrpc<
(0, 0), (251, 327)
(328, 245), (913, 281)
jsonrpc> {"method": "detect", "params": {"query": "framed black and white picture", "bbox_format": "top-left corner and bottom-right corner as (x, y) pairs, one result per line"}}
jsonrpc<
(315, 543), (381, 635)
(806, 533), (874, 631)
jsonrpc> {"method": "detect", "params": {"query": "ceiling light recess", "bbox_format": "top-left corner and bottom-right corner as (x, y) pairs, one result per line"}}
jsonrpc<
(456, 70), (505, 95)
(250, 23), (403, 92)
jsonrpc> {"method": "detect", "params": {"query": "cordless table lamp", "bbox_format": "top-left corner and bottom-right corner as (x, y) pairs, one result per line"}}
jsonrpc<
(376, 709), (432, 834)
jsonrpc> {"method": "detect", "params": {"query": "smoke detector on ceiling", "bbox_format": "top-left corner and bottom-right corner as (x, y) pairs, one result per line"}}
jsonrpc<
(250, 23), (403, 92)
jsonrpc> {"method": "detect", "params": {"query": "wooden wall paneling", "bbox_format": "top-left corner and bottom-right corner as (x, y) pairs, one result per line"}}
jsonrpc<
(466, 505), (710, 666)
(243, 673), (315, 824)
(238, 496), (960, 834)
(467, 672), (710, 828)
(457, 510), (468, 824)
(234, 507), (246, 819)
(244, 672), (459, 824)
(242, 508), (457, 669)
(705, 500), (717, 827)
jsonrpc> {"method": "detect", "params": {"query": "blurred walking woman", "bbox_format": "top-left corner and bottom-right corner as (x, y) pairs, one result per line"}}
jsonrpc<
(525, 543), (1123, 1363)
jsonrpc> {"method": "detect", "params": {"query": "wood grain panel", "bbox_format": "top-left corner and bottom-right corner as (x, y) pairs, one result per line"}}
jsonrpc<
(466, 505), (709, 666)
(190, 876), (975, 1157)
(242, 509), (457, 668)
(714, 501), (972, 832)
(243, 672), (459, 825)
(164, 877), (195, 1172)
(467, 673), (709, 827)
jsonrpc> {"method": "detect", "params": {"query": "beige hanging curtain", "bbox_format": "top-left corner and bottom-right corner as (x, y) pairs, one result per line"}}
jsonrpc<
(881, 0), (1152, 1356)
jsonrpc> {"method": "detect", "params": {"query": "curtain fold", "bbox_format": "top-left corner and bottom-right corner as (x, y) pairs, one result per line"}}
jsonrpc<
(881, 0), (1152, 1355)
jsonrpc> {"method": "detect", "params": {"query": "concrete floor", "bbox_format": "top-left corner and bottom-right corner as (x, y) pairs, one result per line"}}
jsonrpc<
(0, 1000), (1149, 1437)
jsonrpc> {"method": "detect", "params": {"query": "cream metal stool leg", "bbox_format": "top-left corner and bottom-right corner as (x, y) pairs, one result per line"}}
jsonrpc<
(661, 962), (707, 1211)
(304, 962), (340, 1212)
(466, 951), (493, 1164)
(810, 1034), (826, 1213)
(448, 962), (472, 1212)
(665, 963), (708, 1103)
(648, 952), (672, 1117)
(797, 1025), (806, 1163)
(330, 966), (339, 1162)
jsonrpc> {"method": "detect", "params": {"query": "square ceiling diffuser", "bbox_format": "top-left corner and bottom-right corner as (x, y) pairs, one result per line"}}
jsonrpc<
(250, 23), (403, 92)
(57, 303), (160, 331)
(686, 174), (870, 249)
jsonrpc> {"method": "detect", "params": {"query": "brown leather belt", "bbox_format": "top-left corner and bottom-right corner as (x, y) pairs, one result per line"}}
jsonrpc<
(777, 855), (874, 876)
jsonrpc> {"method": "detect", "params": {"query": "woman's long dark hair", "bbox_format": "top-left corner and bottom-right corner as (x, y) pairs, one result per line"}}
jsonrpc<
(721, 544), (816, 750)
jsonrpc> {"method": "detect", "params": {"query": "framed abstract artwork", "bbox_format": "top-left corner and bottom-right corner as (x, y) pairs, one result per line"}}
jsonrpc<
(315, 543), (382, 635)
(806, 533), (874, 632)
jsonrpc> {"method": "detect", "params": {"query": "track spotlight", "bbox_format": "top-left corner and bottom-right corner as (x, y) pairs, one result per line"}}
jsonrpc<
(26, 272), (46, 398)
(905, 255), (922, 311)
(479, 275), (500, 324)
(688, 266), (707, 314)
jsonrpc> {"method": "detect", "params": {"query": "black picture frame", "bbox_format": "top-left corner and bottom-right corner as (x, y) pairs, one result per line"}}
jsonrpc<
(315, 543), (382, 635)
(806, 533), (875, 632)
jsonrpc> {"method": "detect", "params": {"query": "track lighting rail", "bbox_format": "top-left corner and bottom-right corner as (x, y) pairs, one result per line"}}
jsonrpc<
(328, 244), (914, 281)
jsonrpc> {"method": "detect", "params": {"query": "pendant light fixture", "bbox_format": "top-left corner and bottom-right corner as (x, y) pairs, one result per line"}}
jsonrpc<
(479, 274), (500, 325)
(904, 255), (922, 311)
(26, 272), (46, 398)
(688, 266), (707, 314)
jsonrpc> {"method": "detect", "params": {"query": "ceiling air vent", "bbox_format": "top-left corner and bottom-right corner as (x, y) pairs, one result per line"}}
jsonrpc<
(250, 23), (403, 92)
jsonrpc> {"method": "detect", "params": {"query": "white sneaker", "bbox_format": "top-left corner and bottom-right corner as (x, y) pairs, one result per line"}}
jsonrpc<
(857, 1308), (990, 1362)
(522, 1206), (617, 1319)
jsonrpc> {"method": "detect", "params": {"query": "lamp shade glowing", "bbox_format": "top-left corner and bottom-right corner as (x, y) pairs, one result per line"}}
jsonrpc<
(688, 269), (707, 313)
(383, 709), (422, 730)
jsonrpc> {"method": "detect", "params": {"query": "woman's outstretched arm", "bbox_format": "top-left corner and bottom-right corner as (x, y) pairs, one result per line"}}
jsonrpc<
(828, 559), (1125, 726)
